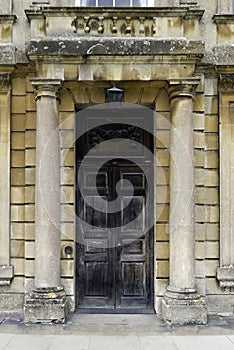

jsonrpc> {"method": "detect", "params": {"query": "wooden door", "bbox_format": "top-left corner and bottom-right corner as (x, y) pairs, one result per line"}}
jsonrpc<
(75, 108), (154, 312)
(76, 161), (154, 312)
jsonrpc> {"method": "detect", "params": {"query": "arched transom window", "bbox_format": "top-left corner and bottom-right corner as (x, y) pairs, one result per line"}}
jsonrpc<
(76, 0), (154, 6)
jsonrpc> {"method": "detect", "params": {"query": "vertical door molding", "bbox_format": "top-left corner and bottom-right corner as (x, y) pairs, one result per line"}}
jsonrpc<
(217, 74), (234, 289)
(0, 73), (13, 285)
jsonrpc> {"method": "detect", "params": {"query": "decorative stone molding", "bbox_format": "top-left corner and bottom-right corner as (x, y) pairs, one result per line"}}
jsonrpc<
(219, 74), (234, 92)
(0, 73), (10, 91)
(162, 79), (207, 325)
(180, 0), (197, 6)
(0, 72), (14, 286)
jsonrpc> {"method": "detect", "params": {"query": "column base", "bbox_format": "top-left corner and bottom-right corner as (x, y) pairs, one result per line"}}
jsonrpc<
(24, 287), (69, 324)
(162, 289), (207, 325)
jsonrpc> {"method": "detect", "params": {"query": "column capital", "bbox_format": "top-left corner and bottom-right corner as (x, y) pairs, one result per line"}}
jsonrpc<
(0, 73), (11, 93)
(31, 78), (61, 99)
(167, 78), (200, 100)
(219, 74), (234, 93)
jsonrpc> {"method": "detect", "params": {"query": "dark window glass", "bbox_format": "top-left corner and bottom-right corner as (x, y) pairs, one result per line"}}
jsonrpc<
(99, 0), (113, 5)
(133, 0), (147, 5)
(116, 0), (130, 6)
(81, 0), (96, 5)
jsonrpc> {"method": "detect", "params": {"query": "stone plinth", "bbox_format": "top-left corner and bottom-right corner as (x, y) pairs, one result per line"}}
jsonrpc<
(162, 289), (207, 325)
(24, 287), (69, 324)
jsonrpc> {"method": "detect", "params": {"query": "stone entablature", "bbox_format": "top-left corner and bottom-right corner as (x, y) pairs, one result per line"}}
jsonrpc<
(25, 7), (204, 39)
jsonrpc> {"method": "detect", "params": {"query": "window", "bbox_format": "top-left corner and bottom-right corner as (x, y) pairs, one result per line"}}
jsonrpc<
(76, 0), (154, 6)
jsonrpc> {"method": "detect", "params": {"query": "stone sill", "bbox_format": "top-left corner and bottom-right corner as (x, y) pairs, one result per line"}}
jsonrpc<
(217, 266), (234, 287)
(0, 265), (14, 286)
(25, 7), (204, 20)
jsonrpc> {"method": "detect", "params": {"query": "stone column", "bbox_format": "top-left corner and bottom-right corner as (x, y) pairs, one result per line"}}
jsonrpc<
(162, 79), (207, 325)
(24, 79), (68, 323)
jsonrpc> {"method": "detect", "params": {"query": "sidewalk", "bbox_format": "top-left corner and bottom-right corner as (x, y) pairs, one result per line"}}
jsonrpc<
(0, 313), (234, 350)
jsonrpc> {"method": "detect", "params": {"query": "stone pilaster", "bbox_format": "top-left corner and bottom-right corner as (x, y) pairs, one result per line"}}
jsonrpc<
(24, 79), (69, 324)
(217, 74), (234, 290)
(162, 79), (207, 325)
(0, 73), (14, 286)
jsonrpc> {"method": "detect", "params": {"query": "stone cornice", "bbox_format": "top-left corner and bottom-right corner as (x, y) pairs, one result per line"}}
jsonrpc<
(26, 38), (205, 58)
(0, 15), (17, 23)
(213, 14), (234, 24)
(25, 7), (204, 20)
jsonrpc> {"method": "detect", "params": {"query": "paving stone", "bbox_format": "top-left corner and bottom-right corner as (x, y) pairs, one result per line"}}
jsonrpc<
(48, 335), (90, 350)
(0, 334), (14, 350)
(5, 335), (54, 350)
(172, 335), (234, 350)
(139, 336), (177, 350)
(90, 335), (140, 350)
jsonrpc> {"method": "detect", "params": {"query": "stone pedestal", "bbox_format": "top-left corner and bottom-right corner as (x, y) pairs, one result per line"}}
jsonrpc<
(24, 287), (69, 324)
(162, 80), (207, 325)
(24, 79), (68, 323)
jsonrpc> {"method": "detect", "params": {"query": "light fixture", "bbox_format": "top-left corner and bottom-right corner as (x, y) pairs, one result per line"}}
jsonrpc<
(106, 85), (124, 103)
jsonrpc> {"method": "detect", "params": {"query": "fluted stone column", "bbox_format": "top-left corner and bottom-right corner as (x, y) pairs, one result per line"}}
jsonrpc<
(162, 79), (207, 325)
(24, 79), (68, 323)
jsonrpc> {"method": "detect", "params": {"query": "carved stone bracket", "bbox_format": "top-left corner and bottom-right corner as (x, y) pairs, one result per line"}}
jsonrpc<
(219, 75), (234, 92)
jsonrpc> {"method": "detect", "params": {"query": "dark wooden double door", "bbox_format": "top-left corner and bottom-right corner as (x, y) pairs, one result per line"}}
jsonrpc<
(76, 108), (154, 312)
(76, 160), (154, 312)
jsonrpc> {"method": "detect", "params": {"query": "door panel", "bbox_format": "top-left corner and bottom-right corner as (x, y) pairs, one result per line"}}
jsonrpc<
(77, 166), (114, 308)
